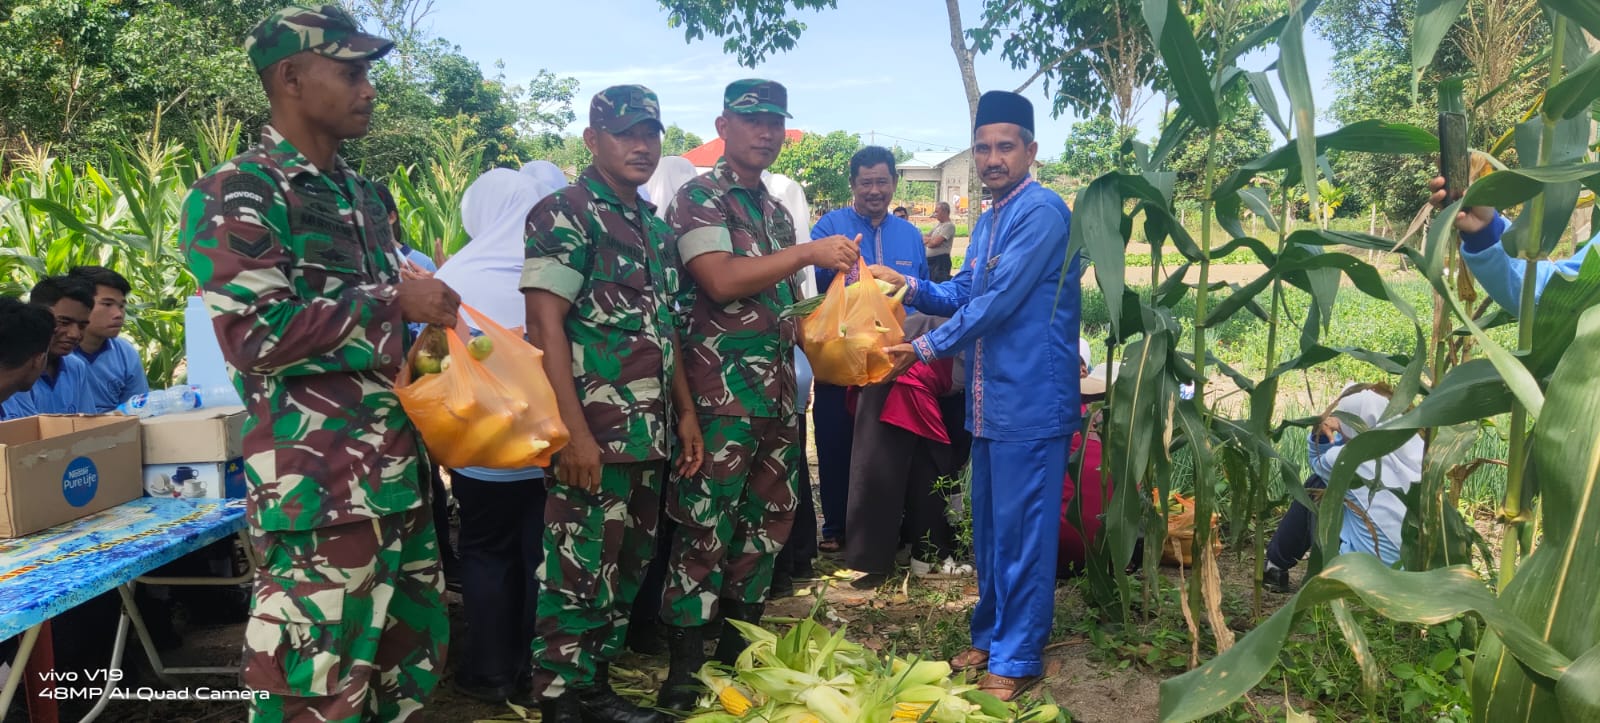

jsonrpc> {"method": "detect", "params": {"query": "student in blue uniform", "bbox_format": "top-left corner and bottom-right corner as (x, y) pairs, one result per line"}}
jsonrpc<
(871, 91), (1080, 702)
(3, 276), (95, 420)
(0, 296), (56, 405)
(809, 145), (928, 551)
(1429, 175), (1600, 313)
(67, 266), (149, 412)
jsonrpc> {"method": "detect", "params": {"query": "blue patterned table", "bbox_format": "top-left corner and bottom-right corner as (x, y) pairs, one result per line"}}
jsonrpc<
(0, 497), (248, 719)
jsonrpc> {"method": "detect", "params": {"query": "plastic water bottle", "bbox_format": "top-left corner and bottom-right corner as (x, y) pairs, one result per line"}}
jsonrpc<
(117, 385), (238, 418)
(184, 293), (242, 406)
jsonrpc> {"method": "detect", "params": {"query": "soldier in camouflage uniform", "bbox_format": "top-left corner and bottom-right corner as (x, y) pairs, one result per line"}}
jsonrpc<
(654, 80), (860, 711)
(519, 85), (705, 723)
(178, 6), (461, 721)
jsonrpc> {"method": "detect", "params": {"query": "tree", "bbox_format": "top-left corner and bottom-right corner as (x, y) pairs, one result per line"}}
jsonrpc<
(1165, 101), (1271, 203)
(527, 134), (593, 175)
(0, 0), (277, 160)
(970, 0), (1156, 130)
(652, 0), (1163, 214)
(770, 131), (861, 210)
(662, 124), (705, 156)
(1059, 113), (1136, 182)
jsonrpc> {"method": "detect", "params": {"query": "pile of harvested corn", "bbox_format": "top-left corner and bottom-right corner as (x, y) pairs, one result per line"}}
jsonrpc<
(685, 613), (1065, 722)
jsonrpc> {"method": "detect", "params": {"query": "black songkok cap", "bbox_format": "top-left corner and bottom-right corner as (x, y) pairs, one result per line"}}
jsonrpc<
(973, 90), (1034, 134)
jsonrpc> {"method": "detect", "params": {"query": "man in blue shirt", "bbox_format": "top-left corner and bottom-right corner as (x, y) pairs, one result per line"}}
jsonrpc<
(0, 296), (55, 406)
(1429, 175), (1600, 312)
(2, 276), (95, 419)
(68, 266), (150, 412)
(809, 145), (928, 553)
(873, 91), (1080, 702)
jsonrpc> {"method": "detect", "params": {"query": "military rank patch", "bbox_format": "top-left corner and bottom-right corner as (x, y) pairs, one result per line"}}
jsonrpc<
(229, 227), (273, 259)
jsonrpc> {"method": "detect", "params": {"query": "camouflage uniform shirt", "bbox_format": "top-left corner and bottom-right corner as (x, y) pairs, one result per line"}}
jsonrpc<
(668, 157), (800, 420)
(522, 166), (681, 462)
(180, 126), (421, 533)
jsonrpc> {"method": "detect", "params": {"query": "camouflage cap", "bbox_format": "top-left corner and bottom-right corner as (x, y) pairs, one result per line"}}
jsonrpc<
(245, 4), (394, 73)
(723, 79), (791, 118)
(590, 85), (663, 133)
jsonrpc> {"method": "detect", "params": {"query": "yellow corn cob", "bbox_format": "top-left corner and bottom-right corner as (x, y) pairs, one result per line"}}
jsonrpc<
(719, 685), (753, 716)
(892, 701), (934, 720)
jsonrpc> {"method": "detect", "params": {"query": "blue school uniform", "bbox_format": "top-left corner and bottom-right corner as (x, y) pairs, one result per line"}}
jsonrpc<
(73, 337), (150, 412)
(3, 354), (94, 420)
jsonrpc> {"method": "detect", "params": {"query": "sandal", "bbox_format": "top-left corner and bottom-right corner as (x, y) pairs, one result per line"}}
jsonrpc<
(818, 538), (843, 554)
(949, 647), (990, 672)
(977, 672), (1040, 702)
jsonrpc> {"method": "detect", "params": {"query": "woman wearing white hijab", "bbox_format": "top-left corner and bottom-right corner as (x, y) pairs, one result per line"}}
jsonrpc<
(1263, 383), (1424, 592)
(436, 167), (558, 703)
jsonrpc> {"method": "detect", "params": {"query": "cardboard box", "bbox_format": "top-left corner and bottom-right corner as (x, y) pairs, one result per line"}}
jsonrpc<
(139, 406), (246, 465)
(142, 459), (246, 500)
(0, 415), (143, 538)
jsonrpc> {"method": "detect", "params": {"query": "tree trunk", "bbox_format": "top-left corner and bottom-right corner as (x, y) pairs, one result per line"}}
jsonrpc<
(945, 0), (984, 222)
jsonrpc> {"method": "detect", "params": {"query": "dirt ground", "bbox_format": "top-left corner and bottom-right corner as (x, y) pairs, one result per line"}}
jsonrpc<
(55, 432), (1289, 723)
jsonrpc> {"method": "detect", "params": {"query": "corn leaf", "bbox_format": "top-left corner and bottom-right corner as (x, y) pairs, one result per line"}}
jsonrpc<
(1412, 0), (1471, 96)
(1158, 555), (1570, 723)
(1142, 0), (1219, 128)
(1471, 303), (1600, 721)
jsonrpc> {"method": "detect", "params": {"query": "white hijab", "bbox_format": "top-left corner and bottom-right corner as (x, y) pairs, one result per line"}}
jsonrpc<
(1323, 388), (1425, 551)
(766, 171), (815, 297)
(644, 156), (699, 220)
(436, 168), (553, 331)
(520, 160), (567, 193)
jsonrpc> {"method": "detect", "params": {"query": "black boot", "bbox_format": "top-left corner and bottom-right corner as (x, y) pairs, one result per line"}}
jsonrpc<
(578, 663), (666, 723)
(656, 624), (707, 712)
(712, 600), (766, 666)
(539, 693), (584, 723)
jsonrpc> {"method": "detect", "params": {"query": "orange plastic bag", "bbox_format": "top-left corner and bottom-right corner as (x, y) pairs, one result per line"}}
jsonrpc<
(1158, 492), (1222, 567)
(396, 305), (569, 469)
(801, 260), (906, 386)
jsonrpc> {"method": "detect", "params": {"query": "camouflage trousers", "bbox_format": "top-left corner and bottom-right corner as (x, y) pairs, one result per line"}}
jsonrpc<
(530, 461), (665, 699)
(661, 414), (800, 627)
(243, 505), (448, 722)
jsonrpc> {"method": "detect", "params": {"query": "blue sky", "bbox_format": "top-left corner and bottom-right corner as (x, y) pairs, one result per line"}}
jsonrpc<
(432, 0), (1338, 159)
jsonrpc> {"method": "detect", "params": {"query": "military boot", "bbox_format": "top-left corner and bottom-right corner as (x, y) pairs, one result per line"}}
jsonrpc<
(712, 600), (766, 666)
(539, 693), (584, 723)
(656, 624), (707, 712)
(575, 663), (665, 723)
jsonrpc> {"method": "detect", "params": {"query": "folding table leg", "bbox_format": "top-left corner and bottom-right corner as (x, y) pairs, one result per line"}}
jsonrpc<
(0, 624), (41, 720)
(76, 609), (129, 723)
(114, 585), (177, 690)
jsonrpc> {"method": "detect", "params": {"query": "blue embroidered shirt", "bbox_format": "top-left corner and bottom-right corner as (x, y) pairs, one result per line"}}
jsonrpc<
(903, 178), (1082, 441)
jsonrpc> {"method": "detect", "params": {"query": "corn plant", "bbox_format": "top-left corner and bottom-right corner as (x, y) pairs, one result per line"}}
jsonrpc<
(0, 112), (219, 388)
(387, 124), (485, 263)
(1069, 0), (1600, 720)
